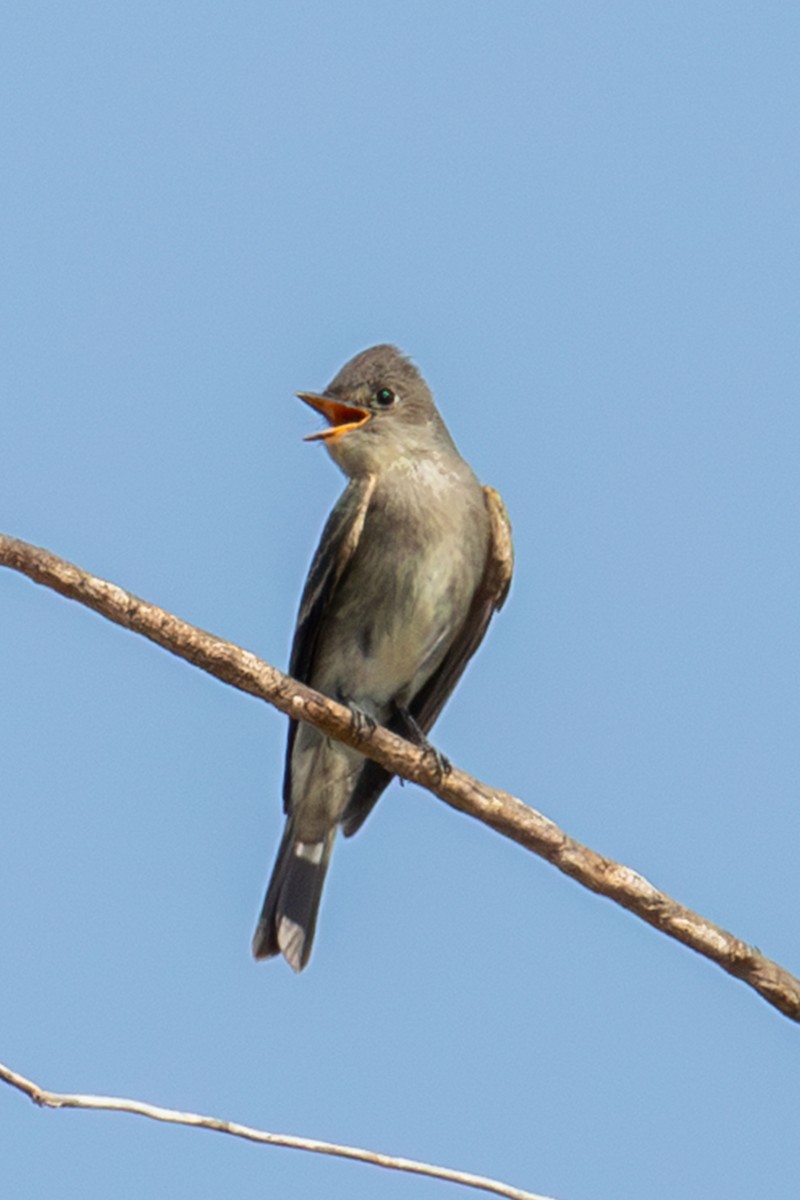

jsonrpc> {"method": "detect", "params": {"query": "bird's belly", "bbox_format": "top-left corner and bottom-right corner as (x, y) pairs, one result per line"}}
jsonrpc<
(349, 618), (448, 708)
(316, 546), (475, 713)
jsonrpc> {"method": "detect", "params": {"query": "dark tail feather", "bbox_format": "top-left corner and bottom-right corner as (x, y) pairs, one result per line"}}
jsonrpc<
(251, 821), (335, 971)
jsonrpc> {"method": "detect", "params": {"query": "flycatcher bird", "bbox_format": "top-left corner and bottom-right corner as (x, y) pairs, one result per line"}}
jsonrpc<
(252, 345), (513, 970)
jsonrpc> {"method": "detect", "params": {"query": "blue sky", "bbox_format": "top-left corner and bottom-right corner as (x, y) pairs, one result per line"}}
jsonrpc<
(2, 4), (799, 1198)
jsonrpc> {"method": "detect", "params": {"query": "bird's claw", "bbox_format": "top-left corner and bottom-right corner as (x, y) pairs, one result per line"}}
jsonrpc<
(421, 745), (451, 784)
(343, 700), (377, 740)
(391, 704), (451, 783)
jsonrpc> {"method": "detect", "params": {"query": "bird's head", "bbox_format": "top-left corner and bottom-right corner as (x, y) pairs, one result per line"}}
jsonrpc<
(297, 345), (453, 475)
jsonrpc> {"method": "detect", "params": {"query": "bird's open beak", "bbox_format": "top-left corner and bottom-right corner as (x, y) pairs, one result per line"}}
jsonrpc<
(297, 392), (372, 442)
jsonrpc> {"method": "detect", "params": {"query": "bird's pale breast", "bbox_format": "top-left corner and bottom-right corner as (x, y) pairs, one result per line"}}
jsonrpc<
(312, 455), (489, 716)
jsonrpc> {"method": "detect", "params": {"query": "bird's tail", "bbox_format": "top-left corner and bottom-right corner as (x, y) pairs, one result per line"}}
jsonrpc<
(251, 819), (335, 971)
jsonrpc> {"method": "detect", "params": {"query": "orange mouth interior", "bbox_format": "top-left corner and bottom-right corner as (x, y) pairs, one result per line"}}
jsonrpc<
(296, 392), (371, 442)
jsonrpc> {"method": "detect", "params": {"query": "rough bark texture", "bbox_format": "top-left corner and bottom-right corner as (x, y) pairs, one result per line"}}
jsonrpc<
(2, 532), (798, 1023)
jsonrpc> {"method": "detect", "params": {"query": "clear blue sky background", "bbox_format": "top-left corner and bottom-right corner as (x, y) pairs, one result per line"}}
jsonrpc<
(2, 5), (798, 1199)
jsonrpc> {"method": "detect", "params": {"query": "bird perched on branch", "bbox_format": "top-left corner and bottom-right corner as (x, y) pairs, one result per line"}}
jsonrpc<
(252, 344), (513, 970)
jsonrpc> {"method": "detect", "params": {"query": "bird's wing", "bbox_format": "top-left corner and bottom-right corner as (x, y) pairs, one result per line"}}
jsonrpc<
(282, 472), (377, 813)
(342, 485), (513, 836)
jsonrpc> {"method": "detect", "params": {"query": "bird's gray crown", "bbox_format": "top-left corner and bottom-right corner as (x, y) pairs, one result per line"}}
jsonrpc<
(326, 345), (423, 399)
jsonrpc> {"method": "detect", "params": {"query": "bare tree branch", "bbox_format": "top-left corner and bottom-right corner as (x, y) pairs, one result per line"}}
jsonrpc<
(0, 1060), (553, 1200)
(2, 532), (799, 1023)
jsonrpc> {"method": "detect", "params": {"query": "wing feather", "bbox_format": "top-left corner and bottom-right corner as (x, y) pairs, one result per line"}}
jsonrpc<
(282, 473), (376, 812)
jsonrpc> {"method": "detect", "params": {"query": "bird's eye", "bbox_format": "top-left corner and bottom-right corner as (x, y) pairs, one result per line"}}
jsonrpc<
(374, 387), (396, 408)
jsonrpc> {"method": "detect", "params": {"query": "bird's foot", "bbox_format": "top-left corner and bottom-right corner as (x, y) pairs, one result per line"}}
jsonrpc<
(394, 706), (451, 784)
(338, 692), (377, 741)
(420, 744), (452, 784)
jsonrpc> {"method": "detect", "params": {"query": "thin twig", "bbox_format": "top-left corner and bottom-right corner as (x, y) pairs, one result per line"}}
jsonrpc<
(0, 1060), (553, 1200)
(1, 532), (799, 1023)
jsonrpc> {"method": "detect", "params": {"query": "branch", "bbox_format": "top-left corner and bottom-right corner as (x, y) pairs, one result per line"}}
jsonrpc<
(0, 1060), (553, 1200)
(2, 533), (799, 1023)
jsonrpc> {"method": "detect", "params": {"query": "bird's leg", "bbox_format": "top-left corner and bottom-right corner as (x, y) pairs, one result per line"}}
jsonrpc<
(393, 705), (452, 783)
(336, 690), (377, 741)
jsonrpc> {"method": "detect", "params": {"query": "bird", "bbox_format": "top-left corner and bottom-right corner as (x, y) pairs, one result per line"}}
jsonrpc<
(252, 344), (513, 970)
